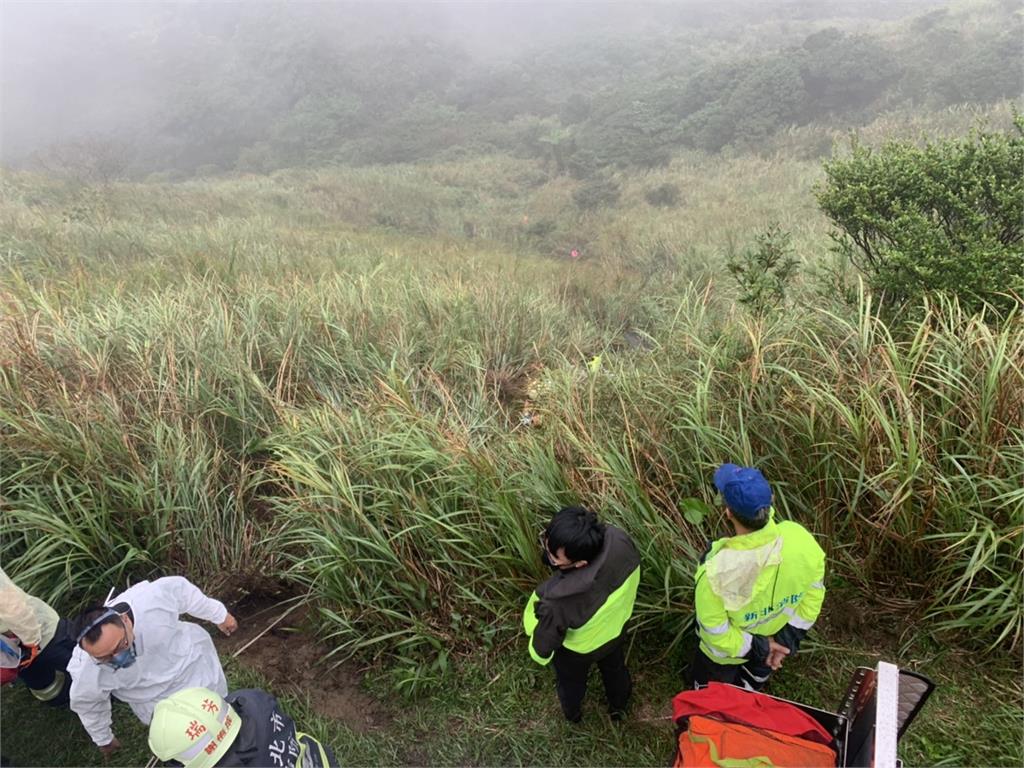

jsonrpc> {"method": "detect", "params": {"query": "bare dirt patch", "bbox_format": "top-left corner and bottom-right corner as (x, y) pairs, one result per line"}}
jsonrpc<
(216, 594), (390, 732)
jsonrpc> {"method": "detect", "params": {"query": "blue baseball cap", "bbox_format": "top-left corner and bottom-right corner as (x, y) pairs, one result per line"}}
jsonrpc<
(713, 463), (772, 520)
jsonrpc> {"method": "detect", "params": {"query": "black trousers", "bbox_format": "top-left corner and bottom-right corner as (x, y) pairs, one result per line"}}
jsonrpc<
(18, 619), (74, 706)
(551, 634), (631, 722)
(689, 648), (773, 692)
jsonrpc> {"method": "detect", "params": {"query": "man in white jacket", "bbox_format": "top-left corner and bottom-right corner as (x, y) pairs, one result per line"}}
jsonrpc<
(67, 576), (238, 758)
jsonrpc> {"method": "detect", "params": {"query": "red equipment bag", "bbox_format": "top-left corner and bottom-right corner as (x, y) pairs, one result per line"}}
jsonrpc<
(676, 715), (836, 767)
(672, 683), (837, 767)
(673, 682), (834, 745)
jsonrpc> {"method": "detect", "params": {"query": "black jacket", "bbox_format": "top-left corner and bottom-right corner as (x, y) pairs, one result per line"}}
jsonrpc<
(216, 689), (336, 768)
(526, 525), (641, 661)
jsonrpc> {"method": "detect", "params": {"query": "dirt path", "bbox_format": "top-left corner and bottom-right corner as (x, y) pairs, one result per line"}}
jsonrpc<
(215, 595), (389, 733)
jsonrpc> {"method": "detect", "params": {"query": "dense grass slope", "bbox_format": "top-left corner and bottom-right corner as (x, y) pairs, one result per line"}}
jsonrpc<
(1, 105), (1021, 766)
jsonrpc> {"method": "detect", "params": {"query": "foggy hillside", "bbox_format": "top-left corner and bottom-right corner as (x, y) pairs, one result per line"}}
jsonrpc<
(1, 2), (1022, 767)
(4, 0), (1017, 178)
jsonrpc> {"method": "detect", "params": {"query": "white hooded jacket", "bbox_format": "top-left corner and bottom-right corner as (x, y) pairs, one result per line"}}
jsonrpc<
(67, 576), (229, 746)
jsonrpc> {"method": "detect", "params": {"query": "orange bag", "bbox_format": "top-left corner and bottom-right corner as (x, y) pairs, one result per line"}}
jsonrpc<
(675, 715), (836, 767)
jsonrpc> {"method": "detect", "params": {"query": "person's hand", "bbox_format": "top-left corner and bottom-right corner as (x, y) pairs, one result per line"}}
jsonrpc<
(217, 613), (238, 636)
(766, 638), (791, 670)
(19, 643), (40, 668)
(99, 737), (121, 760)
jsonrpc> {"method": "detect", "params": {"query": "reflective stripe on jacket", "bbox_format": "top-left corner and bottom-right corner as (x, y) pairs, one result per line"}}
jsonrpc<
(523, 525), (640, 665)
(695, 509), (825, 665)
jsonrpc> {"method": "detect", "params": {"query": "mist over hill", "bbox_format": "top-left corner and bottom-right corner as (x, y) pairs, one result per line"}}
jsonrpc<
(3, 0), (1019, 178)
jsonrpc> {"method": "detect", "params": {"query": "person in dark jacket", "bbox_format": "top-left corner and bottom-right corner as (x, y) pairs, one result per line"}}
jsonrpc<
(148, 686), (337, 768)
(523, 506), (641, 723)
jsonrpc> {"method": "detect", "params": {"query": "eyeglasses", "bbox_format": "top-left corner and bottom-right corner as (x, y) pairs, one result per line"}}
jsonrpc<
(91, 626), (131, 664)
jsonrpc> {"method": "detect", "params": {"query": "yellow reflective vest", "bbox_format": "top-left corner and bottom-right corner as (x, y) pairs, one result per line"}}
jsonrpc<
(523, 525), (640, 665)
(694, 509), (825, 665)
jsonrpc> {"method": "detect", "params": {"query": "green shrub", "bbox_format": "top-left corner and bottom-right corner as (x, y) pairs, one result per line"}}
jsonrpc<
(644, 182), (681, 208)
(817, 117), (1024, 317)
(572, 176), (621, 210)
(525, 218), (557, 239)
(725, 223), (799, 316)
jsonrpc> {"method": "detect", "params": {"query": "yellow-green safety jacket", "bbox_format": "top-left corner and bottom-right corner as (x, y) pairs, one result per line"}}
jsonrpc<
(695, 509), (825, 665)
(523, 525), (640, 665)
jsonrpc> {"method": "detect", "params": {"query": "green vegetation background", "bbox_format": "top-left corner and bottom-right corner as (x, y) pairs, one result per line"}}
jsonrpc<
(1, 1), (1022, 766)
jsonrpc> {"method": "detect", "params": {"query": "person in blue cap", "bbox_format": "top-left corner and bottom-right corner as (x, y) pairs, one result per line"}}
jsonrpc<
(690, 463), (826, 690)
